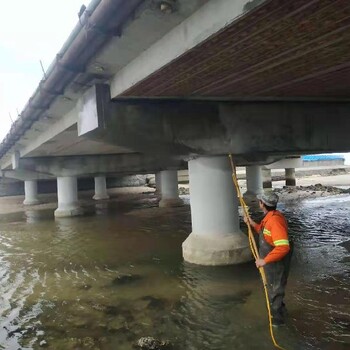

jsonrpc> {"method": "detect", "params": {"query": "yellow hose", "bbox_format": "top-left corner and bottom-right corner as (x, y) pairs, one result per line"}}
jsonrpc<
(228, 155), (287, 350)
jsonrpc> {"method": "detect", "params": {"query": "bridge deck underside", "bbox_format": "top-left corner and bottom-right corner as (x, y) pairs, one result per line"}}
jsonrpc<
(121, 0), (350, 99)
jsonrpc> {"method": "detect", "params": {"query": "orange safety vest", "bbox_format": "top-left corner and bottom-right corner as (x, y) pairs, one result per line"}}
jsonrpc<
(253, 210), (290, 264)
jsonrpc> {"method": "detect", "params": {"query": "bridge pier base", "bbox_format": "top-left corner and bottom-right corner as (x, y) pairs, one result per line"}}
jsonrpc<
(159, 170), (183, 208)
(23, 180), (41, 205)
(54, 177), (83, 217)
(285, 168), (296, 187)
(93, 176), (110, 200)
(183, 156), (251, 266)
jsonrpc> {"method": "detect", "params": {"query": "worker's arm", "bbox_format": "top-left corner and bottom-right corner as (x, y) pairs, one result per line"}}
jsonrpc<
(244, 216), (262, 234)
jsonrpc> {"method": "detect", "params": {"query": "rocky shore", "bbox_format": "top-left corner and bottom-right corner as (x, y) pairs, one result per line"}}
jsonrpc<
(179, 183), (350, 201)
(178, 170), (350, 203)
(275, 183), (350, 202)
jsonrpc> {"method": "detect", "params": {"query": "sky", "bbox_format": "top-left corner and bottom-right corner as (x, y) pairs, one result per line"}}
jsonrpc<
(0, 0), (87, 141)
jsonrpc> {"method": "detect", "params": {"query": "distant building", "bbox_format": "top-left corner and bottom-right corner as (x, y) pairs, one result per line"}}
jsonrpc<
(302, 154), (345, 167)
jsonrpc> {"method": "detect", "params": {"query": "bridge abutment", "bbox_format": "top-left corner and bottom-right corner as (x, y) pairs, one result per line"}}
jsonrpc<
(182, 156), (251, 266)
(54, 177), (83, 218)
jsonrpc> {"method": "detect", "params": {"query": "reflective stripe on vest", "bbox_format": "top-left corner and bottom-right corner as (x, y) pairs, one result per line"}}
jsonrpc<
(273, 239), (289, 246)
(263, 228), (271, 236)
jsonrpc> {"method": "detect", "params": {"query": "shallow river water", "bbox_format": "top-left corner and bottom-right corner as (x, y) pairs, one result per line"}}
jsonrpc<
(0, 193), (349, 349)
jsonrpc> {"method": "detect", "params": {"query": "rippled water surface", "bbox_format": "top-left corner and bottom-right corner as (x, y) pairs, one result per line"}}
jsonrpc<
(0, 193), (349, 349)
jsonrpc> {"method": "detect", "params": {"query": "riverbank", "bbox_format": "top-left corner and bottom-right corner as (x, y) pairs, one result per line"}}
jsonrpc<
(0, 172), (350, 215)
(179, 172), (350, 203)
(0, 186), (154, 215)
(264, 172), (350, 203)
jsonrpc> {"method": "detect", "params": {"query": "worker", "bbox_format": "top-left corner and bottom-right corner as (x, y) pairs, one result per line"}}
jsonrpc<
(245, 192), (293, 326)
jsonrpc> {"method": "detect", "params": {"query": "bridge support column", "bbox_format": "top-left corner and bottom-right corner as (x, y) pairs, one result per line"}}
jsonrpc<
(154, 172), (162, 197)
(262, 167), (272, 191)
(55, 177), (83, 217)
(93, 176), (109, 200)
(245, 165), (263, 196)
(285, 168), (296, 187)
(183, 156), (251, 266)
(23, 180), (41, 205)
(159, 170), (183, 207)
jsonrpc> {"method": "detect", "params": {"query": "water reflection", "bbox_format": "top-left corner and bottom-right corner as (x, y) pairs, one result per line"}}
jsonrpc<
(0, 194), (348, 349)
(25, 210), (40, 224)
(25, 209), (54, 224)
(95, 202), (109, 215)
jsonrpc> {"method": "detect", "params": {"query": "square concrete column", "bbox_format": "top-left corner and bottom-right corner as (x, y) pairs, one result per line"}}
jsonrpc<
(154, 172), (162, 197)
(262, 166), (272, 190)
(285, 168), (296, 186)
(23, 180), (41, 205)
(54, 177), (83, 217)
(93, 176), (110, 200)
(159, 170), (183, 208)
(245, 165), (263, 196)
(182, 156), (251, 266)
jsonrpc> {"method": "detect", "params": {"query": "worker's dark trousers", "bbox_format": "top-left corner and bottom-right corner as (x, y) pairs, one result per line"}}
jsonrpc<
(259, 232), (293, 324)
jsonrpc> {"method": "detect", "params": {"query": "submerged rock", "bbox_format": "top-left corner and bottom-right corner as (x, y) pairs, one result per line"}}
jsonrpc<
(275, 184), (349, 200)
(91, 303), (107, 312)
(178, 187), (189, 195)
(339, 240), (350, 252)
(82, 337), (96, 348)
(104, 305), (120, 316)
(141, 296), (167, 310)
(112, 274), (142, 286)
(136, 337), (172, 349)
(39, 340), (48, 347)
(107, 315), (129, 332)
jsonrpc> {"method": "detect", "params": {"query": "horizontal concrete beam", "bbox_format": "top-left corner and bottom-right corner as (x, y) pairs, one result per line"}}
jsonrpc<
(110, 0), (268, 98)
(78, 84), (221, 155)
(0, 107), (78, 170)
(20, 107), (78, 157)
(219, 103), (350, 156)
(79, 85), (350, 159)
(16, 153), (187, 177)
(1, 169), (55, 181)
(265, 157), (302, 169)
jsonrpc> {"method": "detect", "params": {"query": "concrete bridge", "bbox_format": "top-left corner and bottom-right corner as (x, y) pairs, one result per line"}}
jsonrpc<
(1, 0), (349, 266)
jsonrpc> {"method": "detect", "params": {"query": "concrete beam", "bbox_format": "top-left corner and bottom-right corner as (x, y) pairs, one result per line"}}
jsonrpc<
(1, 169), (54, 181)
(16, 153), (186, 177)
(265, 157), (302, 169)
(219, 103), (350, 156)
(0, 108), (78, 170)
(110, 0), (268, 98)
(78, 84), (220, 156)
(20, 108), (78, 157)
(79, 85), (350, 159)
